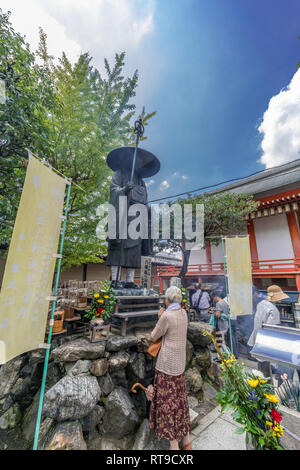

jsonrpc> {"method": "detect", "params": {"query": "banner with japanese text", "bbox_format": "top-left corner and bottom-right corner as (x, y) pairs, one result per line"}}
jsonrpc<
(226, 237), (253, 316)
(0, 155), (66, 364)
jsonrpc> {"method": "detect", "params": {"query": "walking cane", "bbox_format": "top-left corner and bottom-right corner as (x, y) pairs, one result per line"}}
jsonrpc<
(131, 382), (147, 394)
(115, 118), (145, 284)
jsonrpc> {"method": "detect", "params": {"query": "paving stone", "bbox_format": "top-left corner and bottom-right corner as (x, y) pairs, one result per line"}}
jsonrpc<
(192, 415), (246, 450)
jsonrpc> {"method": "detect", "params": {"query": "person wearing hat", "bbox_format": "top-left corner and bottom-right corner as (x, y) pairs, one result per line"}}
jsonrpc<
(248, 285), (289, 378)
(106, 146), (160, 288)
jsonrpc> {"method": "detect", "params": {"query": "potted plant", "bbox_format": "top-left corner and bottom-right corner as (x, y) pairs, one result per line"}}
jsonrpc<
(203, 330), (284, 450)
(52, 310), (64, 334)
(84, 280), (116, 325)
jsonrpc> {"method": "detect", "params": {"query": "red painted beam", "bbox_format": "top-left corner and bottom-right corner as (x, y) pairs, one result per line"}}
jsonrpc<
(286, 212), (300, 259)
(247, 220), (259, 262)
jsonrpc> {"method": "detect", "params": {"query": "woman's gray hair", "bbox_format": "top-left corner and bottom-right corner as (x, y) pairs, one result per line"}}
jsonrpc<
(165, 286), (182, 304)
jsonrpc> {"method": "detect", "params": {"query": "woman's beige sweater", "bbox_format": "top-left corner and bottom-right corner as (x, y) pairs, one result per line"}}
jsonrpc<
(151, 309), (187, 376)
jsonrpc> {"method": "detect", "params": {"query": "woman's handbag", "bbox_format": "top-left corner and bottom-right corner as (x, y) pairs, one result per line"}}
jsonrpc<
(147, 339), (162, 357)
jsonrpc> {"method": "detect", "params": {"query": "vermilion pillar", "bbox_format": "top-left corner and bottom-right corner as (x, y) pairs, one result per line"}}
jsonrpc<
(205, 241), (212, 265)
(247, 220), (258, 262)
(287, 212), (300, 300)
(286, 212), (300, 259)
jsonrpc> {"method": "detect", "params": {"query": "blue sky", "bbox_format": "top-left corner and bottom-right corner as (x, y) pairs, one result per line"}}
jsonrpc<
(2, 0), (300, 201)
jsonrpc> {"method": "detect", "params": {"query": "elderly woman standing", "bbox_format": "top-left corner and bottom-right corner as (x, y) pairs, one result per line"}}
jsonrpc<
(146, 286), (191, 451)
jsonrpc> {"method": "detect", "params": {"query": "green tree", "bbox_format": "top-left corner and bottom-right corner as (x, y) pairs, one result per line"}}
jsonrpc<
(0, 9), (155, 268)
(0, 10), (53, 243)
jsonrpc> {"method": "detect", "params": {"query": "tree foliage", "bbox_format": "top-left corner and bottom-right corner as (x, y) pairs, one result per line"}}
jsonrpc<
(0, 9), (155, 267)
(155, 192), (259, 252)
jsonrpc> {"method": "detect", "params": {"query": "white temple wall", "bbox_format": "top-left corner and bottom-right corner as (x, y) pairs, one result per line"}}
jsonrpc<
(253, 213), (294, 260)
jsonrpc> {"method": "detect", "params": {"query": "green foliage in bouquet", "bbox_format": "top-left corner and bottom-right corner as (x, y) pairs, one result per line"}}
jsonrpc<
(84, 281), (116, 322)
(203, 330), (284, 450)
(181, 287), (190, 311)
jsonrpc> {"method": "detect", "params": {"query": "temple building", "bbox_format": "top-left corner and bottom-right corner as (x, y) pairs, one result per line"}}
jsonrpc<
(155, 159), (300, 300)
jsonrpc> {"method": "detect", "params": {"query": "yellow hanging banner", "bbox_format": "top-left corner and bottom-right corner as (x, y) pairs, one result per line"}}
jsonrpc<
(0, 155), (66, 364)
(226, 237), (253, 316)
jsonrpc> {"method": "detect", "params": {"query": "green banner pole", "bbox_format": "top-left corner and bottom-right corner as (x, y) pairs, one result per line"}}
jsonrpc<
(33, 180), (72, 450)
(221, 237), (233, 354)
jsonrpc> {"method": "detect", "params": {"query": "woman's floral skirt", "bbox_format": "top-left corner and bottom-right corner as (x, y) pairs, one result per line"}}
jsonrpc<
(149, 370), (190, 441)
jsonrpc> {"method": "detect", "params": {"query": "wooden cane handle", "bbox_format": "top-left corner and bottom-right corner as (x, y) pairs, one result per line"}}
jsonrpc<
(131, 383), (147, 394)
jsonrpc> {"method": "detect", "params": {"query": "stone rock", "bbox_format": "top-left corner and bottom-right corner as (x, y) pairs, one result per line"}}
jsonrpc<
(108, 351), (130, 372)
(28, 349), (46, 365)
(127, 352), (146, 380)
(44, 375), (101, 422)
(188, 396), (199, 410)
(46, 421), (87, 450)
(0, 403), (21, 430)
(89, 359), (108, 377)
(130, 385), (149, 420)
(105, 336), (140, 353)
(187, 322), (214, 347)
(189, 408), (200, 429)
(110, 369), (128, 389)
(10, 361), (44, 409)
(202, 381), (217, 402)
(50, 332), (87, 350)
(133, 419), (169, 450)
(22, 389), (42, 443)
(67, 360), (92, 377)
(185, 367), (203, 394)
(145, 357), (155, 374)
(51, 338), (105, 362)
(45, 362), (65, 392)
(88, 434), (134, 451)
(191, 347), (211, 372)
(1, 395), (13, 413)
(132, 419), (151, 450)
(81, 405), (104, 436)
(135, 330), (152, 354)
(38, 418), (56, 450)
(186, 340), (194, 365)
(206, 362), (224, 390)
(102, 387), (140, 439)
(97, 374), (114, 396)
(0, 356), (25, 400)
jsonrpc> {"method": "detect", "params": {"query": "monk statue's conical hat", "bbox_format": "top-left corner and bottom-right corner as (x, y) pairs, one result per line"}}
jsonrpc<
(106, 147), (160, 178)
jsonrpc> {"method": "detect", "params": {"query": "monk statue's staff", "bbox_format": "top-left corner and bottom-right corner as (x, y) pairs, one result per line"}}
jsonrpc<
(130, 118), (145, 183)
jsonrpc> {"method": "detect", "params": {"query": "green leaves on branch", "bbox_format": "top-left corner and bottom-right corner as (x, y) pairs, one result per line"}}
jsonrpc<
(0, 9), (155, 267)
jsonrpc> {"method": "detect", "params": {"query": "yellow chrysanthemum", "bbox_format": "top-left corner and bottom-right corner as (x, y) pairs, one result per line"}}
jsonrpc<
(264, 393), (279, 403)
(94, 293), (100, 298)
(104, 295), (109, 299)
(259, 379), (267, 384)
(247, 378), (259, 388)
(97, 299), (104, 304)
(266, 421), (273, 427)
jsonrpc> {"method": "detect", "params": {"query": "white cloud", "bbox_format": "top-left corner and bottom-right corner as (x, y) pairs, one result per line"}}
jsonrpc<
(1, 0), (155, 68)
(42, 0), (155, 65)
(146, 179), (155, 187)
(259, 68), (300, 168)
(1, 0), (81, 62)
(159, 180), (170, 192)
(173, 172), (188, 181)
